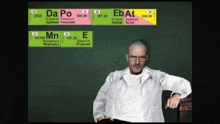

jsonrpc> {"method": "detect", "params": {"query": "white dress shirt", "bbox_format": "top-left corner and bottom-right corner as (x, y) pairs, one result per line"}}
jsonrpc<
(115, 71), (145, 122)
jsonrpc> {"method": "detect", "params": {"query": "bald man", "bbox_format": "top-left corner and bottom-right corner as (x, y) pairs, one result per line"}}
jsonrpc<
(93, 40), (192, 123)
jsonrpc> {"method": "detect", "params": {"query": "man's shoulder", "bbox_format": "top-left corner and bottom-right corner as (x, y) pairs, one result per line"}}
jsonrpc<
(109, 69), (124, 76)
(144, 66), (160, 73)
(106, 67), (128, 79)
(145, 66), (166, 76)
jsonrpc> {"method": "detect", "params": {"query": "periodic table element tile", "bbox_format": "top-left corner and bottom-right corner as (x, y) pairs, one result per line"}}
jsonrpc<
(61, 31), (93, 47)
(59, 9), (91, 25)
(61, 31), (92, 47)
(124, 9), (157, 25)
(28, 9), (59, 25)
(29, 31), (61, 47)
(91, 9), (124, 25)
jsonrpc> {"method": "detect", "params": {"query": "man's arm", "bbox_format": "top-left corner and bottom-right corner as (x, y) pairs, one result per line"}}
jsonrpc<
(158, 70), (191, 109)
(93, 72), (113, 123)
(159, 70), (192, 99)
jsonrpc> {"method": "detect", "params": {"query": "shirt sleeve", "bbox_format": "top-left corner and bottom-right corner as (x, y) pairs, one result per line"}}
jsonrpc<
(93, 72), (113, 123)
(158, 70), (192, 99)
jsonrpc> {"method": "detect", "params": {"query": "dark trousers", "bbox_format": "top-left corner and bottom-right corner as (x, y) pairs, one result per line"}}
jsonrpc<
(98, 119), (131, 123)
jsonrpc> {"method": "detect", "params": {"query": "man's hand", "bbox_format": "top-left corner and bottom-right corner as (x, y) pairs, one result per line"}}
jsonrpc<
(165, 93), (181, 109)
(97, 115), (114, 122)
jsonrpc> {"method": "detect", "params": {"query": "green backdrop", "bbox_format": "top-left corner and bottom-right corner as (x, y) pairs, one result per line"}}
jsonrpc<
(28, 2), (192, 122)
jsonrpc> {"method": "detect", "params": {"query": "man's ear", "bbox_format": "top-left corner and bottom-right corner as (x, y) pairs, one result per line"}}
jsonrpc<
(126, 54), (128, 62)
(145, 55), (149, 63)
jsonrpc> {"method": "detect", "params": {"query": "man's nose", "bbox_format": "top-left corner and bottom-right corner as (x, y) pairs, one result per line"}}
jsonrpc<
(135, 57), (140, 64)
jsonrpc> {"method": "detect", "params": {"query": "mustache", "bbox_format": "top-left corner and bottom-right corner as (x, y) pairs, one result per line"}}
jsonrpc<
(133, 65), (142, 67)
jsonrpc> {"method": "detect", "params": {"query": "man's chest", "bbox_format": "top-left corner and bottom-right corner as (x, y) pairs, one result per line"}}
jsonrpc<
(107, 77), (162, 102)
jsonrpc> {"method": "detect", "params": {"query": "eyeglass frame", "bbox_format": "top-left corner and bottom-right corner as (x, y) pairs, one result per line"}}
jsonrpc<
(128, 54), (148, 62)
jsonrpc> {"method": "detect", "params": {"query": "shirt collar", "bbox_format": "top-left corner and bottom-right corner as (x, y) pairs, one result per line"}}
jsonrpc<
(121, 65), (153, 84)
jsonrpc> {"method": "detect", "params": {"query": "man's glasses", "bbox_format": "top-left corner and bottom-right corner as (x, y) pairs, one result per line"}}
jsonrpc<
(128, 55), (147, 62)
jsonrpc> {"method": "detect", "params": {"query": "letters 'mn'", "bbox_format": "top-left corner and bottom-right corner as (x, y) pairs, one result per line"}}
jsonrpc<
(46, 32), (59, 39)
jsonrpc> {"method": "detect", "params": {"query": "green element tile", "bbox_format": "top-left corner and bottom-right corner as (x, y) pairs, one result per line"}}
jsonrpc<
(91, 9), (124, 25)
(29, 31), (61, 47)
(28, 9), (59, 25)
(61, 31), (93, 47)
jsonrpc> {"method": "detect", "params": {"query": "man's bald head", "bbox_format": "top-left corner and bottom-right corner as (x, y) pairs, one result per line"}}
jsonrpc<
(128, 40), (148, 55)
